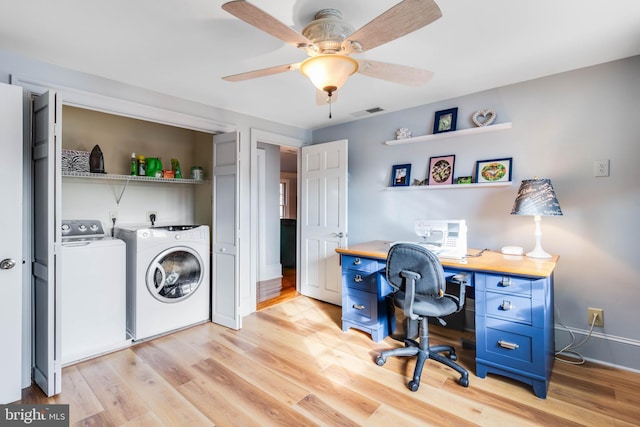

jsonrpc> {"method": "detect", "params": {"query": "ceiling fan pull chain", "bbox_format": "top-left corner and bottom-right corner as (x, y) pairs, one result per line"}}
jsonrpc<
(328, 90), (333, 119)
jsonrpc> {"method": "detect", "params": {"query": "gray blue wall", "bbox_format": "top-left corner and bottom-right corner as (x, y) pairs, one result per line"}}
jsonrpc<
(313, 55), (640, 371)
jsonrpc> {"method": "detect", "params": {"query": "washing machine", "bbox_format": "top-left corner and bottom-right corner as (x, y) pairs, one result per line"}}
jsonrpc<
(61, 220), (128, 365)
(115, 224), (210, 341)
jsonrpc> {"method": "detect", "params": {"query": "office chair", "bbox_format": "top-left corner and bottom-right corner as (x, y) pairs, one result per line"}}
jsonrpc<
(375, 243), (469, 391)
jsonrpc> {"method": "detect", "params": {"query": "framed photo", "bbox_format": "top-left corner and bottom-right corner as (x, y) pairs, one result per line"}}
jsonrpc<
(428, 155), (455, 185)
(456, 176), (473, 184)
(391, 163), (411, 187)
(475, 157), (513, 183)
(433, 107), (458, 134)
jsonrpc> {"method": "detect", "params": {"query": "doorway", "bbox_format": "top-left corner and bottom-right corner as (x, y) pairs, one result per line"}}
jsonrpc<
(256, 144), (299, 309)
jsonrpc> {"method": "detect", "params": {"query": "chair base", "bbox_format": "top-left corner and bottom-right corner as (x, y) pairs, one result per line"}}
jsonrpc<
(376, 318), (469, 391)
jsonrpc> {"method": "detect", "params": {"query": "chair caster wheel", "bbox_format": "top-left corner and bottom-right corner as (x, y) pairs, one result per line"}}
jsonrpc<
(459, 376), (469, 387)
(375, 356), (386, 366)
(408, 380), (419, 392)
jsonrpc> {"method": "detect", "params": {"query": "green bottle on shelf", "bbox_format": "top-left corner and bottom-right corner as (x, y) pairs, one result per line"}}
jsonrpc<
(130, 152), (137, 176)
(171, 158), (182, 179)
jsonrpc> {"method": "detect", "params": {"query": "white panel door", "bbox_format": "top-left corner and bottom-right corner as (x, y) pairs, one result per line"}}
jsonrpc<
(300, 139), (348, 305)
(211, 131), (241, 329)
(0, 83), (23, 404)
(32, 91), (62, 396)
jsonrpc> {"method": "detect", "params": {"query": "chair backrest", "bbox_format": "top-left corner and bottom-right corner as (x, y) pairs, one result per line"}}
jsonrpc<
(386, 243), (446, 298)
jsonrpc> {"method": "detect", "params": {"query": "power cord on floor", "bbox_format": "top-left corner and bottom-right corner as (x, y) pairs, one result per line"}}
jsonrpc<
(554, 306), (598, 365)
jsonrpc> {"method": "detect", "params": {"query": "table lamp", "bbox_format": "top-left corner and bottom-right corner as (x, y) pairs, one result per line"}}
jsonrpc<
(511, 178), (562, 259)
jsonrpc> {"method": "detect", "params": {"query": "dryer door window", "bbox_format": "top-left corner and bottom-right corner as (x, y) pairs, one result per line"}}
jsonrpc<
(146, 246), (204, 302)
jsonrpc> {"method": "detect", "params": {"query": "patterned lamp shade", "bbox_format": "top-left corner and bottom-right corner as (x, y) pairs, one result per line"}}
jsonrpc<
(511, 179), (563, 216)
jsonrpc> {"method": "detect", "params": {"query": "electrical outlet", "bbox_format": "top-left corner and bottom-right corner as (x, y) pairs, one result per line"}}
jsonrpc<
(594, 159), (610, 177)
(109, 211), (118, 221)
(587, 307), (604, 327)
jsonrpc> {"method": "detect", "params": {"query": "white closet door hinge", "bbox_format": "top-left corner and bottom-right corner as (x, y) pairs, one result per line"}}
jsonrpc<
(50, 123), (61, 137)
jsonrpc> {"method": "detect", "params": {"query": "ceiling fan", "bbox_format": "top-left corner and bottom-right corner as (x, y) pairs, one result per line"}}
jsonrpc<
(221, 0), (442, 107)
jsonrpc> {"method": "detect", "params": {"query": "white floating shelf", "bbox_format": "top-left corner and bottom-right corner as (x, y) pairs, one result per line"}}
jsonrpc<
(385, 122), (512, 146)
(62, 171), (208, 184)
(387, 181), (513, 190)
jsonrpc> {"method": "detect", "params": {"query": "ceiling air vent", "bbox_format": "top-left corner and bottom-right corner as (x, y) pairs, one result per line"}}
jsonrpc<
(351, 107), (385, 117)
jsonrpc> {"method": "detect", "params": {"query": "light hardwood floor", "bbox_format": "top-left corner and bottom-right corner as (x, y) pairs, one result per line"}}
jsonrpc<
(16, 295), (640, 426)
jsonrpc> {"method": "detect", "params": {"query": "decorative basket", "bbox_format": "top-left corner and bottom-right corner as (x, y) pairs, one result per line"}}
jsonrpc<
(61, 149), (90, 172)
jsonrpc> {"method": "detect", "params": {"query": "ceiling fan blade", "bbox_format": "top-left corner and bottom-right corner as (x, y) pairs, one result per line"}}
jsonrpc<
(357, 60), (433, 86)
(344, 0), (442, 53)
(316, 89), (339, 106)
(222, 1), (312, 48)
(223, 63), (301, 82)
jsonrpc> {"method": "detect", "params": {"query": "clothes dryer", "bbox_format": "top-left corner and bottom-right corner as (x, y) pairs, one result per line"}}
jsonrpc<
(115, 225), (210, 341)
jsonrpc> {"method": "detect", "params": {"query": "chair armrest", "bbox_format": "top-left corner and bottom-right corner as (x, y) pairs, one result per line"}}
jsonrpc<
(400, 270), (421, 320)
(446, 273), (470, 312)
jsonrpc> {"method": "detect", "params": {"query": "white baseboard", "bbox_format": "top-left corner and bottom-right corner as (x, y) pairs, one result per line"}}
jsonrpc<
(554, 324), (640, 372)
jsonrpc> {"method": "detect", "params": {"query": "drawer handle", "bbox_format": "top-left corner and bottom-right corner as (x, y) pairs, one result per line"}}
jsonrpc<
(498, 340), (519, 350)
(500, 300), (513, 311)
(353, 257), (361, 265)
(354, 274), (363, 283)
(499, 277), (513, 287)
(353, 304), (366, 311)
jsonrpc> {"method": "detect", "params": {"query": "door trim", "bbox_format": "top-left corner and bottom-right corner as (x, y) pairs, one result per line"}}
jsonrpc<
(11, 75), (234, 134)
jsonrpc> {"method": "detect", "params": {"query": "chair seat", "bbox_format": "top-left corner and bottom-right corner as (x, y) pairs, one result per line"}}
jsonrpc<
(393, 291), (458, 318)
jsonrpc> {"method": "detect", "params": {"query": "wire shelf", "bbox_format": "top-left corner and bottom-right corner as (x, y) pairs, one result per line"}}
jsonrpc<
(62, 171), (208, 184)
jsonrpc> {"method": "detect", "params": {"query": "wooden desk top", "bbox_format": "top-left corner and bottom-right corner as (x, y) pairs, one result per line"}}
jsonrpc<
(336, 240), (559, 278)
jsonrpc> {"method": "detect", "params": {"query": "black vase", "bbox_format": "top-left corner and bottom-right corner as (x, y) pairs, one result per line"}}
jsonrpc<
(89, 144), (105, 173)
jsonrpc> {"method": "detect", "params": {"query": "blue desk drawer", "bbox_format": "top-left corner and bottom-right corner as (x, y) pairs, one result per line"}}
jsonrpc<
(342, 255), (381, 273)
(484, 292), (532, 325)
(477, 317), (545, 375)
(343, 288), (375, 323)
(481, 273), (532, 297)
(344, 270), (377, 292)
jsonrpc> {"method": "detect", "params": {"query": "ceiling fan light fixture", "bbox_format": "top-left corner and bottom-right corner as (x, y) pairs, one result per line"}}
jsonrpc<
(300, 54), (358, 93)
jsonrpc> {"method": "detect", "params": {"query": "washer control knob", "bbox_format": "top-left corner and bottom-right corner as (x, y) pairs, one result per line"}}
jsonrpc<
(78, 224), (87, 231)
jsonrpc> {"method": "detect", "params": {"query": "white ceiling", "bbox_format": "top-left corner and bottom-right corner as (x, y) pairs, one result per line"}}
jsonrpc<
(2, 0), (639, 130)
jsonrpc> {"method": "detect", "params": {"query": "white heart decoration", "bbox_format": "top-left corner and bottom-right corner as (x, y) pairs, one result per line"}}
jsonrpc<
(472, 109), (496, 127)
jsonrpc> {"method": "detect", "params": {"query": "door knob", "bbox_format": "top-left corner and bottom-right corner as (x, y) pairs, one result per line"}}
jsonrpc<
(333, 232), (344, 238)
(0, 259), (16, 270)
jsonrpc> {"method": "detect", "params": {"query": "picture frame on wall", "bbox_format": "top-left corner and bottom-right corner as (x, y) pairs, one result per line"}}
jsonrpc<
(428, 155), (455, 185)
(391, 163), (411, 187)
(433, 107), (458, 134)
(475, 157), (513, 183)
